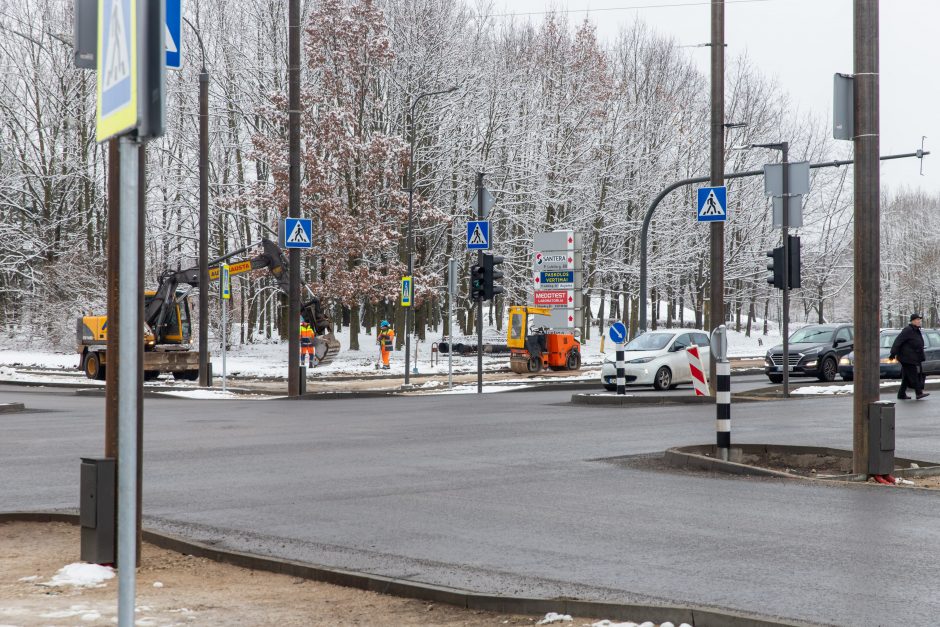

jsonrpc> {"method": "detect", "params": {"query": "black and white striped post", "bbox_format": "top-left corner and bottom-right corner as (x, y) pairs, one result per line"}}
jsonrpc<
(712, 325), (730, 460)
(616, 344), (626, 395)
(608, 321), (628, 396)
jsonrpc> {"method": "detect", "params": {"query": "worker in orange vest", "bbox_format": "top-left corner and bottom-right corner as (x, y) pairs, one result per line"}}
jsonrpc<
(377, 320), (394, 370)
(300, 319), (316, 367)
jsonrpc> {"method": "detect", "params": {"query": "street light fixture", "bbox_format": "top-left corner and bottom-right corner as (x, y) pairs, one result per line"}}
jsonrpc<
(403, 85), (458, 386)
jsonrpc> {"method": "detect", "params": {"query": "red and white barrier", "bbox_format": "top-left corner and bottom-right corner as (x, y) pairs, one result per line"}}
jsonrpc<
(686, 346), (709, 396)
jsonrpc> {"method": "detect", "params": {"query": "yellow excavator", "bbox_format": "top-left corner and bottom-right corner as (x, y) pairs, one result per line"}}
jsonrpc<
(77, 239), (340, 380)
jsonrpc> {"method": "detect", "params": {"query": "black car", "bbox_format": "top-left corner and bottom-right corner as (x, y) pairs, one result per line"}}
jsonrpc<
(764, 324), (854, 383)
(838, 327), (940, 381)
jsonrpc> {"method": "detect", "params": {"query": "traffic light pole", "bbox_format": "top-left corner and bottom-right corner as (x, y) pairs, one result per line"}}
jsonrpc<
(476, 172), (484, 395)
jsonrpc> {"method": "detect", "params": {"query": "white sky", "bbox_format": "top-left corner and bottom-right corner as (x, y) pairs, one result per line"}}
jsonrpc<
(490, 0), (937, 195)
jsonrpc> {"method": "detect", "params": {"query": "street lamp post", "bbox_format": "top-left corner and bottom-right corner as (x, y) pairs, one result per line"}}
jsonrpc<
(183, 17), (211, 387)
(403, 86), (456, 386)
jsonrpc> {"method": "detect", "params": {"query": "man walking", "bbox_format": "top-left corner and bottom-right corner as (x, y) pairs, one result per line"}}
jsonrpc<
(890, 313), (930, 400)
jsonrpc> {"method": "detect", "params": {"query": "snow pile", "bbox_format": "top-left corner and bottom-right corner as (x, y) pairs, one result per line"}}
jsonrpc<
(41, 563), (115, 588)
(537, 613), (572, 625)
(792, 385), (852, 396)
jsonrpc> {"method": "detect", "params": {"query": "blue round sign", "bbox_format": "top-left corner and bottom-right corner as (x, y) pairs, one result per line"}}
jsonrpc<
(608, 321), (627, 344)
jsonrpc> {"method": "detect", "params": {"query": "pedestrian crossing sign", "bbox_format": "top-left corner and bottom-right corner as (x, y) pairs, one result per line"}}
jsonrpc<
(401, 276), (412, 307)
(280, 217), (313, 249)
(697, 186), (727, 222)
(467, 221), (490, 250)
(96, 0), (138, 142)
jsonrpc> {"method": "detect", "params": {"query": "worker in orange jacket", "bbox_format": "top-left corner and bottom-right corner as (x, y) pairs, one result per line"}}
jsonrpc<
(300, 319), (316, 367)
(377, 320), (394, 370)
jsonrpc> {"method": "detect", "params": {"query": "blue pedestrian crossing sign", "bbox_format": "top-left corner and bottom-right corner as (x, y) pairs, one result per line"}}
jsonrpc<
(697, 186), (728, 222)
(467, 221), (490, 250)
(96, 0), (138, 142)
(165, 0), (182, 69)
(608, 321), (627, 344)
(280, 217), (313, 249)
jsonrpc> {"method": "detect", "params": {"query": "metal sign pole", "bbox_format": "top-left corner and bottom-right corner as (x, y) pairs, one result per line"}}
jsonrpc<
(117, 136), (139, 627)
(448, 258), (456, 391)
(781, 143), (790, 398)
(476, 174), (484, 394)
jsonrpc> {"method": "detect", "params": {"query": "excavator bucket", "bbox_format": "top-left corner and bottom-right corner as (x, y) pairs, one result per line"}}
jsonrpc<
(313, 333), (341, 367)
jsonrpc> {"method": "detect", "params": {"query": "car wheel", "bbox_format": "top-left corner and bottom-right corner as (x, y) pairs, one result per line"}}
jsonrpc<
(653, 366), (672, 391)
(818, 357), (837, 382)
(841, 374), (854, 382)
(84, 352), (105, 380)
(767, 374), (783, 384)
(603, 384), (616, 392)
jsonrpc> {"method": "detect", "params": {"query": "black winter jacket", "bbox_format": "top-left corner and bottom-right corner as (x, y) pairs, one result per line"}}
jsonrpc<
(890, 324), (926, 365)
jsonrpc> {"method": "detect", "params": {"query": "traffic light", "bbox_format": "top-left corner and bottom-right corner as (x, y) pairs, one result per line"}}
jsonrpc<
(787, 235), (801, 289)
(766, 246), (784, 290)
(482, 253), (504, 301)
(470, 263), (485, 302)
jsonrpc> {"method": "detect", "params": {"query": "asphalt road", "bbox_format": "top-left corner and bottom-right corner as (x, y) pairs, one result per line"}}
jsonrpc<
(2, 384), (939, 626)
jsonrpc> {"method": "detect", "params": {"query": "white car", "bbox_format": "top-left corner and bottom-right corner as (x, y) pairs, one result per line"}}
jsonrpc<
(600, 330), (712, 391)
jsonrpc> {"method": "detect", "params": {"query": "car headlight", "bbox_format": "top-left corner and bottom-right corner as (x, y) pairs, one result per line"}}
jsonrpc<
(801, 347), (820, 356)
(627, 357), (655, 364)
(804, 360), (817, 368)
(880, 357), (897, 364)
(840, 357), (852, 365)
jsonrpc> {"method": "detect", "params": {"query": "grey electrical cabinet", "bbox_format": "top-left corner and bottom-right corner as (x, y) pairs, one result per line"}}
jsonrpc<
(868, 402), (895, 476)
(80, 457), (115, 564)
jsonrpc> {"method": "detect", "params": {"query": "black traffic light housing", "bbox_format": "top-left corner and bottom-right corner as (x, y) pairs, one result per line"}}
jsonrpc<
(470, 263), (485, 302)
(766, 246), (784, 290)
(482, 253), (504, 301)
(766, 235), (801, 290)
(787, 235), (801, 289)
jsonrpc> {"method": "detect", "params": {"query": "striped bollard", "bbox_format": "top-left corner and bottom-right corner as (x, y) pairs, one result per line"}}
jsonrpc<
(716, 360), (731, 460)
(616, 344), (625, 395)
(686, 346), (709, 396)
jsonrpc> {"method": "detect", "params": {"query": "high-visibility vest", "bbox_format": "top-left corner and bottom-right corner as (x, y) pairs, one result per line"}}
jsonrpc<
(379, 329), (394, 350)
(300, 324), (314, 346)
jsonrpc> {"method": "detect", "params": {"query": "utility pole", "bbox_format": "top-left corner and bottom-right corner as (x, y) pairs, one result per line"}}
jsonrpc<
(287, 0), (301, 397)
(708, 0), (725, 392)
(853, 0), (880, 474)
(183, 18), (211, 388)
(780, 143), (791, 397)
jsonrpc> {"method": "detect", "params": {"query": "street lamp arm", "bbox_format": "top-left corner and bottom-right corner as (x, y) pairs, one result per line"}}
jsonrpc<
(182, 16), (207, 72)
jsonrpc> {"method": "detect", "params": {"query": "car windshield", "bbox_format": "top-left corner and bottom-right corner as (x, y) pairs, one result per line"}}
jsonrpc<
(881, 331), (899, 349)
(624, 332), (673, 351)
(789, 326), (834, 344)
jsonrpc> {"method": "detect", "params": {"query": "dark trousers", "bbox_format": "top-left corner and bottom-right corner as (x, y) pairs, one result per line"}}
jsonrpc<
(899, 362), (924, 396)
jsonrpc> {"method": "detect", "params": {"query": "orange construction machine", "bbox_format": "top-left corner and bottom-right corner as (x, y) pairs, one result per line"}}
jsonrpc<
(507, 305), (581, 374)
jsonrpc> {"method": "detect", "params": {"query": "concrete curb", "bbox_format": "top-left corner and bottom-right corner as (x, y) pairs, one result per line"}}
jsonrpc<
(664, 444), (940, 486)
(0, 402), (26, 413)
(571, 393), (763, 406)
(0, 511), (815, 627)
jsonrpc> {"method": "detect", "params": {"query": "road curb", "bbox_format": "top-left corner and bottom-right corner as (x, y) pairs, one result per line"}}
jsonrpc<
(0, 402), (26, 413)
(571, 393), (763, 406)
(663, 444), (940, 485)
(0, 511), (814, 627)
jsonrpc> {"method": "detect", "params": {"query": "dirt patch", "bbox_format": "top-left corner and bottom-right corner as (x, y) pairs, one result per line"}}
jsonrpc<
(0, 521), (567, 626)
